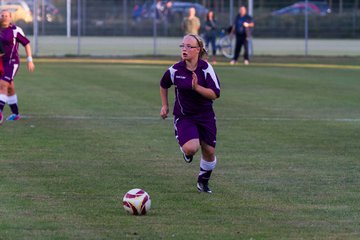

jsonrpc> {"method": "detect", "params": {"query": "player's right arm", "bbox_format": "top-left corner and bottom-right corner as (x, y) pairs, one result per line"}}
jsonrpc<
(160, 87), (169, 119)
(159, 68), (173, 119)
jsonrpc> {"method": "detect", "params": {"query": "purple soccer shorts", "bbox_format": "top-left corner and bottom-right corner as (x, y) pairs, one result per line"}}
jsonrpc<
(173, 111), (217, 148)
(1, 64), (19, 83)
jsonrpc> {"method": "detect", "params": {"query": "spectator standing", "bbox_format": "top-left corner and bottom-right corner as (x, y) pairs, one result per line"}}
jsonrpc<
(230, 6), (254, 65)
(163, 1), (173, 22)
(204, 10), (217, 64)
(182, 7), (201, 35)
(155, 0), (164, 22)
(163, 1), (173, 35)
(132, 3), (143, 22)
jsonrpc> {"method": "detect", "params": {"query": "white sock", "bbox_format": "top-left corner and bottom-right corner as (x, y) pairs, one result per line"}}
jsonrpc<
(0, 94), (7, 103)
(7, 94), (18, 105)
(198, 157), (217, 183)
(200, 157), (217, 171)
(0, 94), (7, 112)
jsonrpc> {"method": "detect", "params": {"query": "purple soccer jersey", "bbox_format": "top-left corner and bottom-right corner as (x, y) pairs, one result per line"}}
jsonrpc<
(160, 59), (220, 147)
(160, 59), (220, 117)
(0, 24), (30, 66)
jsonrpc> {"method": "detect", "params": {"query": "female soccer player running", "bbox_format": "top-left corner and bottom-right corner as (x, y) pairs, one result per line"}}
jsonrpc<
(160, 34), (220, 193)
(0, 10), (35, 125)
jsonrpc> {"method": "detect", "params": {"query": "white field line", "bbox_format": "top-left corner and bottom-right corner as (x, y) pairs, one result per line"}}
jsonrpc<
(22, 115), (360, 123)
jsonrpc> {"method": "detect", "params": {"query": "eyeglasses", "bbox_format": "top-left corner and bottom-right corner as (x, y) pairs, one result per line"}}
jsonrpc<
(179, 44), (199, 50)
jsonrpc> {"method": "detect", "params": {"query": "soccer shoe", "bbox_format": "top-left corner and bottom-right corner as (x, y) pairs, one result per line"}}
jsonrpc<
(244, 60), (250, 65)
(180, 147), (193, 163)
(197, 182), (212, 194)
(230, 60), (237, 65)
(182, 152), (193, 163)
(6, 114), (21, 121)
(0, 112), (3, 125)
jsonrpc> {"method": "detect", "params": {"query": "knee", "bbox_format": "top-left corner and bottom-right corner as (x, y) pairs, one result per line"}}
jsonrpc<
(203, 151), (215, 161)
(182, 145), (198, 156)
(182, 142), (200, 156)
(8, 87), (15, 96)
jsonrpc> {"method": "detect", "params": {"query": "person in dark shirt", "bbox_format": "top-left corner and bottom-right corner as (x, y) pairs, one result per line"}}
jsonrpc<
(230, 6), (254, 65)
(163, 1), (173, 22)
(160, 34), (220, 193)
(204, 10), (217, 64)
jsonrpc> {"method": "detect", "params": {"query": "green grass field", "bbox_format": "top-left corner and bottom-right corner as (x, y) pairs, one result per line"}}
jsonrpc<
(1, 59), (360, 239)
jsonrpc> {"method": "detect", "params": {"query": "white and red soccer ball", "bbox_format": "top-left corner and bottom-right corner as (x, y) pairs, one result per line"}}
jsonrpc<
(123, 188), (151, 215)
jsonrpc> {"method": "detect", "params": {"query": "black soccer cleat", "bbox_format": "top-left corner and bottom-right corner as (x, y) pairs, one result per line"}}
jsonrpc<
(180, 147), (193, 163)
(182, 152), (193, 163)
(197, 182), (212, 194)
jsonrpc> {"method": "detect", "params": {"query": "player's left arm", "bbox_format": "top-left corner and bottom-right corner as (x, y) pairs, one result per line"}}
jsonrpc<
(192, 71), (220, 100)
(25, 44), (35, 73)
(16, 27), (35, 73)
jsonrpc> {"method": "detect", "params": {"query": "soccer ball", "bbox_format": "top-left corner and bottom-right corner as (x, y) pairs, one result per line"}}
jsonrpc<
(123, 188), (151, 215)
